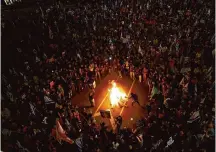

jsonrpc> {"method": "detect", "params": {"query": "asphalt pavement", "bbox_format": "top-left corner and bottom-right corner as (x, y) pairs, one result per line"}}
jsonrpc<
(71, 71), (149, 130)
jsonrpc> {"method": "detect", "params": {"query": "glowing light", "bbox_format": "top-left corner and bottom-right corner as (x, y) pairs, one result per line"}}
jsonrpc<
(109, 81), (126, 107)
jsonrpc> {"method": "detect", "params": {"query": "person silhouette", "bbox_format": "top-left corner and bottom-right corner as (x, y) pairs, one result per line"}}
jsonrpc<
(129, 93), (141, 106)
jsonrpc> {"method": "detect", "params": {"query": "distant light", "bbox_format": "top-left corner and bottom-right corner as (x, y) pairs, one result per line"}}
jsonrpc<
(109, 57), (112, 60)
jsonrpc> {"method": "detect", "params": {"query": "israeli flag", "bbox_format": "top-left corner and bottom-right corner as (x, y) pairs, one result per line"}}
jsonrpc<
(138, 45), (143, 55)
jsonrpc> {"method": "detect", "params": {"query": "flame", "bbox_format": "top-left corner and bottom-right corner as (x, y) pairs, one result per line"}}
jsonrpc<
(109, 81), (126, 107)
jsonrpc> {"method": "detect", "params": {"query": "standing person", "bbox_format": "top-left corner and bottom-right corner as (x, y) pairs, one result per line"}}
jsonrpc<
(95, 65), (101, 80)
(129, 93), (141, 107)
(115, 116), (122, 133)
(117, 63), (122, 78)
(89, 88), (95, 107)
(129, 65), (135, 80)
(143, 66), (148, 83)
(125, 60), (130, 75)
(138, 68), (142, 83)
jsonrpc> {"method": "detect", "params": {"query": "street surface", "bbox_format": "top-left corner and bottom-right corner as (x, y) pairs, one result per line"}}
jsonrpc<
(72, 72), (149, 130)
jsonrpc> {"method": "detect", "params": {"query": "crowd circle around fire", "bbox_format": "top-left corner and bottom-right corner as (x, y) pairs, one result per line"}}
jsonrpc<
(1, 0), (215, 151)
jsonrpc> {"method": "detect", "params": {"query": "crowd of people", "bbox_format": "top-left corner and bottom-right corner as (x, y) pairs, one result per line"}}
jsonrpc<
(2, 0), (215, 151)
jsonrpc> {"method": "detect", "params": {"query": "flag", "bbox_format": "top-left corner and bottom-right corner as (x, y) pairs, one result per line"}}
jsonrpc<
(138, 45), (143, 55)
(29, 102), (36, 116)
(187, 111), (200, 123)
(112, 142), (120, 150)
(152, 139), (163, 150)
(16, 140), (30, 152)
(136, 134), (143, 147)
(36, 56), (40, 63)
(39, 6), (44, 19)
(2, 129), (11, 137)
(75, 136), (83, 152)
(56, 119), (74, 144)
(150, 86), (160, 98)
(77, 53), (82, 60)
(49, 27), (53, 39)
(42, 117), (48, 124)
(44, 96), (55, 105)
(21, 93), (26, 100)
(166, 137), (174, 148)
(16, 47), (22, 53)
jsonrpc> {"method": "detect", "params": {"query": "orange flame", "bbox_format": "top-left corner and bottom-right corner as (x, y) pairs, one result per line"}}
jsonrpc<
(109, 81), (126, 107)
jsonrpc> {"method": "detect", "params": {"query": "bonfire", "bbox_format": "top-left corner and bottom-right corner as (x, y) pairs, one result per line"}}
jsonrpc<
(109, 81), (126, 107)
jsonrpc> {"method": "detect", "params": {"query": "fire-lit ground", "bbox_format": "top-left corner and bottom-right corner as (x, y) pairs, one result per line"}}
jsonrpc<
(71, 72), (149, 130)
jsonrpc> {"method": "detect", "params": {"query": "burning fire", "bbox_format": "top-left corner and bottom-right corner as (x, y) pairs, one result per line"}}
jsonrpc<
(109, 81), (126, 107)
